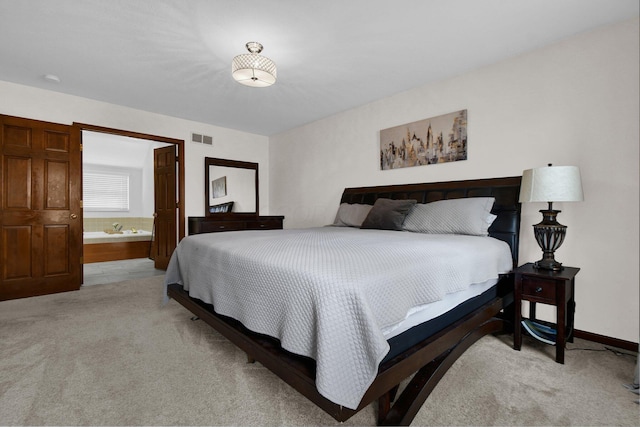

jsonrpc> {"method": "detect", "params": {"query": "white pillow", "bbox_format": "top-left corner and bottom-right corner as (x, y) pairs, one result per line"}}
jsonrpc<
(333, 203), (373, 227)
(402, 197), (497, 236)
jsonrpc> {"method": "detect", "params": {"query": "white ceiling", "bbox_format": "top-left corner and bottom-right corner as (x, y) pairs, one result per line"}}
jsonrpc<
(0, 0), (638, 136)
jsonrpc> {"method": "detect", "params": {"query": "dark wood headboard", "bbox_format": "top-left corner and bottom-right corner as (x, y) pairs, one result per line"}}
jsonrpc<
(340, 176), (522, 267)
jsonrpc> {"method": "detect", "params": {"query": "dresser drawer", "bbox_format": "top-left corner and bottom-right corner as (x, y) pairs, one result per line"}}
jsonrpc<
(189, 216), (285, 235)
(197, 221), (245, 233)
(520, 276), (556, 303)
(245, 219), (282, 230)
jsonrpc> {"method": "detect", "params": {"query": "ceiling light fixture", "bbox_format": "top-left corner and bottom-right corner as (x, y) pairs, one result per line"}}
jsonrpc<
(232, 42), (277, 87)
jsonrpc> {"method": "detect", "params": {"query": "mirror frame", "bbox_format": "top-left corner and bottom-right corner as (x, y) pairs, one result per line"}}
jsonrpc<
(204, 157), (259, 217)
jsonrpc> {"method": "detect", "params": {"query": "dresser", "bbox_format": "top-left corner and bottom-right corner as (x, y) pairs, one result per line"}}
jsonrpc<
(188, 215), (284, 235)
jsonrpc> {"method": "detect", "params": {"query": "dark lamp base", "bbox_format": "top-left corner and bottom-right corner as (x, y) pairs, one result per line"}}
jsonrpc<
(534, 258), (564, 271)
(532, 207), (567, 272)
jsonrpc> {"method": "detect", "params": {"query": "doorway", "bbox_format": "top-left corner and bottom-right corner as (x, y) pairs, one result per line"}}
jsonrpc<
(76, 123), (185, 280)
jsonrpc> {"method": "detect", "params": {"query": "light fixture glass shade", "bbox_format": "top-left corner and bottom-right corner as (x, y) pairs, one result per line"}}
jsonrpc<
(519, 165), (584, 203)
(232, 42), (277, 87)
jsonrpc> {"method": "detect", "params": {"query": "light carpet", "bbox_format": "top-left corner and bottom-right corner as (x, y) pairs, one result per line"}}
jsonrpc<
(0, 275), (637, 426)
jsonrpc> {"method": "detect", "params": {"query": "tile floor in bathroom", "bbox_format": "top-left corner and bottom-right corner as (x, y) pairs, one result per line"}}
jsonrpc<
(82, 258), (165, 286)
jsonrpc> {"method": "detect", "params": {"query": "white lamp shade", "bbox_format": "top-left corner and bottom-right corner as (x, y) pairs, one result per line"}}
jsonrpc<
(232, 53), (277, 87)
(519, 165), (584, 203)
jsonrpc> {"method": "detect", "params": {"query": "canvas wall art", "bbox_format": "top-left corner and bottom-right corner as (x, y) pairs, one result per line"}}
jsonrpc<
(211, 176), (227, 198)
(380, 109), (467, 170)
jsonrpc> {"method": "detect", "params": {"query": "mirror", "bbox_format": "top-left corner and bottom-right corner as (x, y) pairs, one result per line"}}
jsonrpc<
(205, 157), (259, 216)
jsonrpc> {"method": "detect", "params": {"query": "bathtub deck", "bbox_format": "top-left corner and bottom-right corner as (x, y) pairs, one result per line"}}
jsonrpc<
(84, 230), (152, 244)
(84, 240), (153, 263)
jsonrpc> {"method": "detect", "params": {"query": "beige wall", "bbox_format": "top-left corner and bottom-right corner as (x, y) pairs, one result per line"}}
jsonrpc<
(269, 18), (640, 343)
(0, 82), (270, 221)
(1, 18), (636, 343)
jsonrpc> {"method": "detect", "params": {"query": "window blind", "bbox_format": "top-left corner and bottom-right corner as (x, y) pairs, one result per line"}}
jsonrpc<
(83, 171), (130, 211)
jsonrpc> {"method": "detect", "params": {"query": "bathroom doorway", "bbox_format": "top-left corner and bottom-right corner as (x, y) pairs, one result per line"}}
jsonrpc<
(77, 123), (185, 284)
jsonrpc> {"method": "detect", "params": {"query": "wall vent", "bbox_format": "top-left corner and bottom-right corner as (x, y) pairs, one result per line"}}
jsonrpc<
(191, 132), (213, 146)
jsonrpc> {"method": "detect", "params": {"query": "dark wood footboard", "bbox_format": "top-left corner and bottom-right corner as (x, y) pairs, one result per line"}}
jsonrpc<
(167, 276), (514, 425)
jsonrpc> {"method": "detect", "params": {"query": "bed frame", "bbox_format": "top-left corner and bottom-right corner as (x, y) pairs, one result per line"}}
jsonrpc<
(166, 176), (521, 425)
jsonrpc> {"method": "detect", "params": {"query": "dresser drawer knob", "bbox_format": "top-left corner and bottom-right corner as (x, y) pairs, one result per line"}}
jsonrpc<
(535, 287), (543, 293)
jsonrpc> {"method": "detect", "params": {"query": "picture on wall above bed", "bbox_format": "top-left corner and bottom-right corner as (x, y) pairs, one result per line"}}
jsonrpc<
(380, 109), (467, 170)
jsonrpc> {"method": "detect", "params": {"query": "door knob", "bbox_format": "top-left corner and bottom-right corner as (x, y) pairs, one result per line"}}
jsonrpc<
(70, 213), (78, 219)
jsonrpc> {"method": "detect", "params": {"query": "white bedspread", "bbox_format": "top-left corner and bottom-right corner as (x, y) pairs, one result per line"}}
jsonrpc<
(164, 227), (512, 409)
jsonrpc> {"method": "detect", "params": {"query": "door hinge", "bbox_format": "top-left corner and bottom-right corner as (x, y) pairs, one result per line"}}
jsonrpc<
(80, 144), (83, 152)
(80, 256), (84, 264)
(80, 200), (83, 208)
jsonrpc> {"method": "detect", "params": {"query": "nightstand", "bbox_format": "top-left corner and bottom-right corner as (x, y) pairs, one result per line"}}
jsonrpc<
(513, 263), (580, 364)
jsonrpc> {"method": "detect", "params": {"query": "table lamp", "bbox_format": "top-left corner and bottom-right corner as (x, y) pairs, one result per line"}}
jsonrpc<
(519, 164), (584, 271)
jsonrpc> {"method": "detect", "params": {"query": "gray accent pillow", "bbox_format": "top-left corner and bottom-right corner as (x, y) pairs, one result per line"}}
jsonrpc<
(361, 198), (417, 231)
(402, 197), (497, 236)
(333, 203), (373, 227)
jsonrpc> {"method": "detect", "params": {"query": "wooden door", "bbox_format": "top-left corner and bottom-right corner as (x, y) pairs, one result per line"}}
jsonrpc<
(153, 145), (177, 270)
(0, 115), (82, 300)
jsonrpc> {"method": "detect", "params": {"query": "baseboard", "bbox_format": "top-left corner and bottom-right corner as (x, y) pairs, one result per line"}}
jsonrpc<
(574, 329), (638, 353)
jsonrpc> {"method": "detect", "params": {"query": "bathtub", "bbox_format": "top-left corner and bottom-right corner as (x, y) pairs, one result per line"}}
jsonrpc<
(83, 230), (153, 263)
(83, 230), (152, 244)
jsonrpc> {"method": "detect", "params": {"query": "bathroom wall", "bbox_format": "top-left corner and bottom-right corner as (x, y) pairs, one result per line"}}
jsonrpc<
(83, 217), (154, 233)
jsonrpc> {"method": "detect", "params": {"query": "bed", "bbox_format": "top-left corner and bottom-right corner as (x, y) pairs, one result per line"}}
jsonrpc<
(164, 176), (521, 425)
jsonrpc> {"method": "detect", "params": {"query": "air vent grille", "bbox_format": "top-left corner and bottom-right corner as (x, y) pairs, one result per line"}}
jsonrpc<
(191, 133), (213, 146)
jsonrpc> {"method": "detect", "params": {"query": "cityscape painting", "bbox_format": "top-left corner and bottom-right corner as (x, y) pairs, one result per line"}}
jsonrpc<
(380, 109), (467, 170)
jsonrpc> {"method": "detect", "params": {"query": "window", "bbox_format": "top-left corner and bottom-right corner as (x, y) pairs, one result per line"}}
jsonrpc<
(83, 171), (130, 211)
